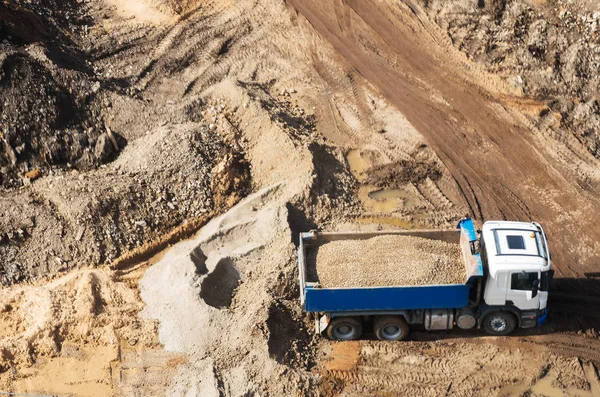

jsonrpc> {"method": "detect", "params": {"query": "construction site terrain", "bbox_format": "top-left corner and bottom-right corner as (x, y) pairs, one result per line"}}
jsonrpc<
(1, 0), (600, 395)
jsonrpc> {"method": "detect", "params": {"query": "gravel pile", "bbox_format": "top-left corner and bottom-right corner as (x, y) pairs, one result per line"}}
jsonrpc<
(309, 235), (464, 288)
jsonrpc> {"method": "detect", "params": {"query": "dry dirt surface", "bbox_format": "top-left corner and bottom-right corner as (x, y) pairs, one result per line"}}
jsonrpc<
(2, 0), (600, 395)
(310, 235), (464, 287)
(288, 0), (600, 276)
(0, 259), (185, 395)
(320, 338), (600, 396)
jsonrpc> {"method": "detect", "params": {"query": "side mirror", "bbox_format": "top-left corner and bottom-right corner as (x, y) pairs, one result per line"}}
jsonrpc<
(532, 279), (540, 298)
(470, 240), (479, 255)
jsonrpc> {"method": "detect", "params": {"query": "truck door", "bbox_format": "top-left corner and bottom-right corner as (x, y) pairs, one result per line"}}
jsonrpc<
(484, 271), (509, 305)
(537, 270), (551, 310)
(507, 271), (540, 310)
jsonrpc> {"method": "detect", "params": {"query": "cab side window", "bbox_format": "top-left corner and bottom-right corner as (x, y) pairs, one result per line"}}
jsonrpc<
(511, 272), (538, 291)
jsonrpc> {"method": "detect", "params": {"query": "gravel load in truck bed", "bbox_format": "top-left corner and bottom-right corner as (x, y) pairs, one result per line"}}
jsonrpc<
(309, 235), (464, 288)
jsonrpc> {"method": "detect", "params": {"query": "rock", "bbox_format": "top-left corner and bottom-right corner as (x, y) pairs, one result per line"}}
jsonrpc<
(20, 217), (35, 229)
(94, 133), (114, 161)
(91, 81), (101, 93)
(2, 139), (17, 165)
(75, 226), (86, 241)
(561, 43), (588, 84)
(105, 127), (119, 151)
(24, 168), (43, 181)
(134, 220), (147, 227)
(527, 20), (549, 57)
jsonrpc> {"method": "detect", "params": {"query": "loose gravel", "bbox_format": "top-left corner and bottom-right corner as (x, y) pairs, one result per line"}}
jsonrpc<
(309, 235), (464, 287)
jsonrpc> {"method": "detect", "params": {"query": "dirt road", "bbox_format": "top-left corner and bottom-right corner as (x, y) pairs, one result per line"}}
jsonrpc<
(288, 0), (600, 277)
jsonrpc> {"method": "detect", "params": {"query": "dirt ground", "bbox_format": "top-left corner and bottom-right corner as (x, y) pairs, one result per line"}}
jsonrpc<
(1, 0), (600, 395)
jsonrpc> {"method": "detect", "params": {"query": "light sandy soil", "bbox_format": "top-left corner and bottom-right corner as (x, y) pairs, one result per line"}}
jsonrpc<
(0, 257), (184, 395)
(2, 0), (600, 395)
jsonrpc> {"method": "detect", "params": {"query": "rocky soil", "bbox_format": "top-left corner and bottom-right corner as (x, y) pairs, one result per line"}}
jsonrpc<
(0, 0), (106, 187)
(423, 0), (600, 157)
(0, 0), (252, 285)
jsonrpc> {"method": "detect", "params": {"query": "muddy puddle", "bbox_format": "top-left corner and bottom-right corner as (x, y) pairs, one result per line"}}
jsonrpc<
(500, 378), (595, 397)
(347, 149), (423, 215)
(346, 149), (370, 181)
(362, 186), (423, 212)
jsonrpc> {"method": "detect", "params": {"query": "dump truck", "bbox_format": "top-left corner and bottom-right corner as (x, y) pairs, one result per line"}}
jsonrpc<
(297, 218), (552, 340)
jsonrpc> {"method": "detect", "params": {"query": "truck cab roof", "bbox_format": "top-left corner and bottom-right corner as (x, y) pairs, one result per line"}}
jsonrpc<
(481, 221), (551, 276)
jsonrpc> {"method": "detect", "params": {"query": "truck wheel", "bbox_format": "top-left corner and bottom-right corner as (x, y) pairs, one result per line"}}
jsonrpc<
(483, 312), (516, 336)
(374, 316), (409, 341)
(326, 317), (362, 341)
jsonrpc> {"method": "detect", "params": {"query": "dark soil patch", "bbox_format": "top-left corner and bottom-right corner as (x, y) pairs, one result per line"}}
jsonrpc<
(364, 159), (441, 188)
(266, 300), (314, 369)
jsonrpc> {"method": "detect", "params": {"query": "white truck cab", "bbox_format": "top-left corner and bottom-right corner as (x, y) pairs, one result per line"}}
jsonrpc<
(480, 221), (551, 332)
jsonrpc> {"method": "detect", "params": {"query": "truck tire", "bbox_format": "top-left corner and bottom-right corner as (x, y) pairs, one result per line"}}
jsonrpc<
(374, 316), (409, 341)
(483, 312), (516, 336)
(326, 317), (363, 341)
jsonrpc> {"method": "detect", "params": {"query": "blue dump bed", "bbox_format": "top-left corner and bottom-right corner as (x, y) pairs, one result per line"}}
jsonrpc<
(298, 219), (483, 313)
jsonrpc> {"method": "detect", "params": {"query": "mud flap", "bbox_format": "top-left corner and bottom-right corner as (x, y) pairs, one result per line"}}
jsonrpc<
(537, 308), (548, 326)
(316, 314), (330, 334)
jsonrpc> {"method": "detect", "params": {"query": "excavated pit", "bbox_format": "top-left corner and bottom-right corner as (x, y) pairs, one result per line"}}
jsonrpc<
(199, 258), (240, 309)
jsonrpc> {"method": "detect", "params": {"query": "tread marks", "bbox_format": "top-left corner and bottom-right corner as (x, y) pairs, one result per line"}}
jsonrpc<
(323, 336), (599, 395)
(416, 178), (453, 209)
(347, 69), (372, 129)
(131, 4), (273, 95)
(327, 368), (447, 395)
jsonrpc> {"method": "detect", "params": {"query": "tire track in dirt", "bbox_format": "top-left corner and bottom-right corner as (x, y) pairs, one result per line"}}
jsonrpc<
(430, 333), (600, 363)
(321, 339), (588, 396)
(288, 0), (600, 276)
(417, 178), (454, 209)
(321, 336), (600, 396)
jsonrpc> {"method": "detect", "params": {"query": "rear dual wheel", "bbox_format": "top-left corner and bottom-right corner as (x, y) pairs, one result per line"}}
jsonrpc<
(326, 317), (363, 341)
(374, 316), (409, 341)
(326, 316), (410, 341)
